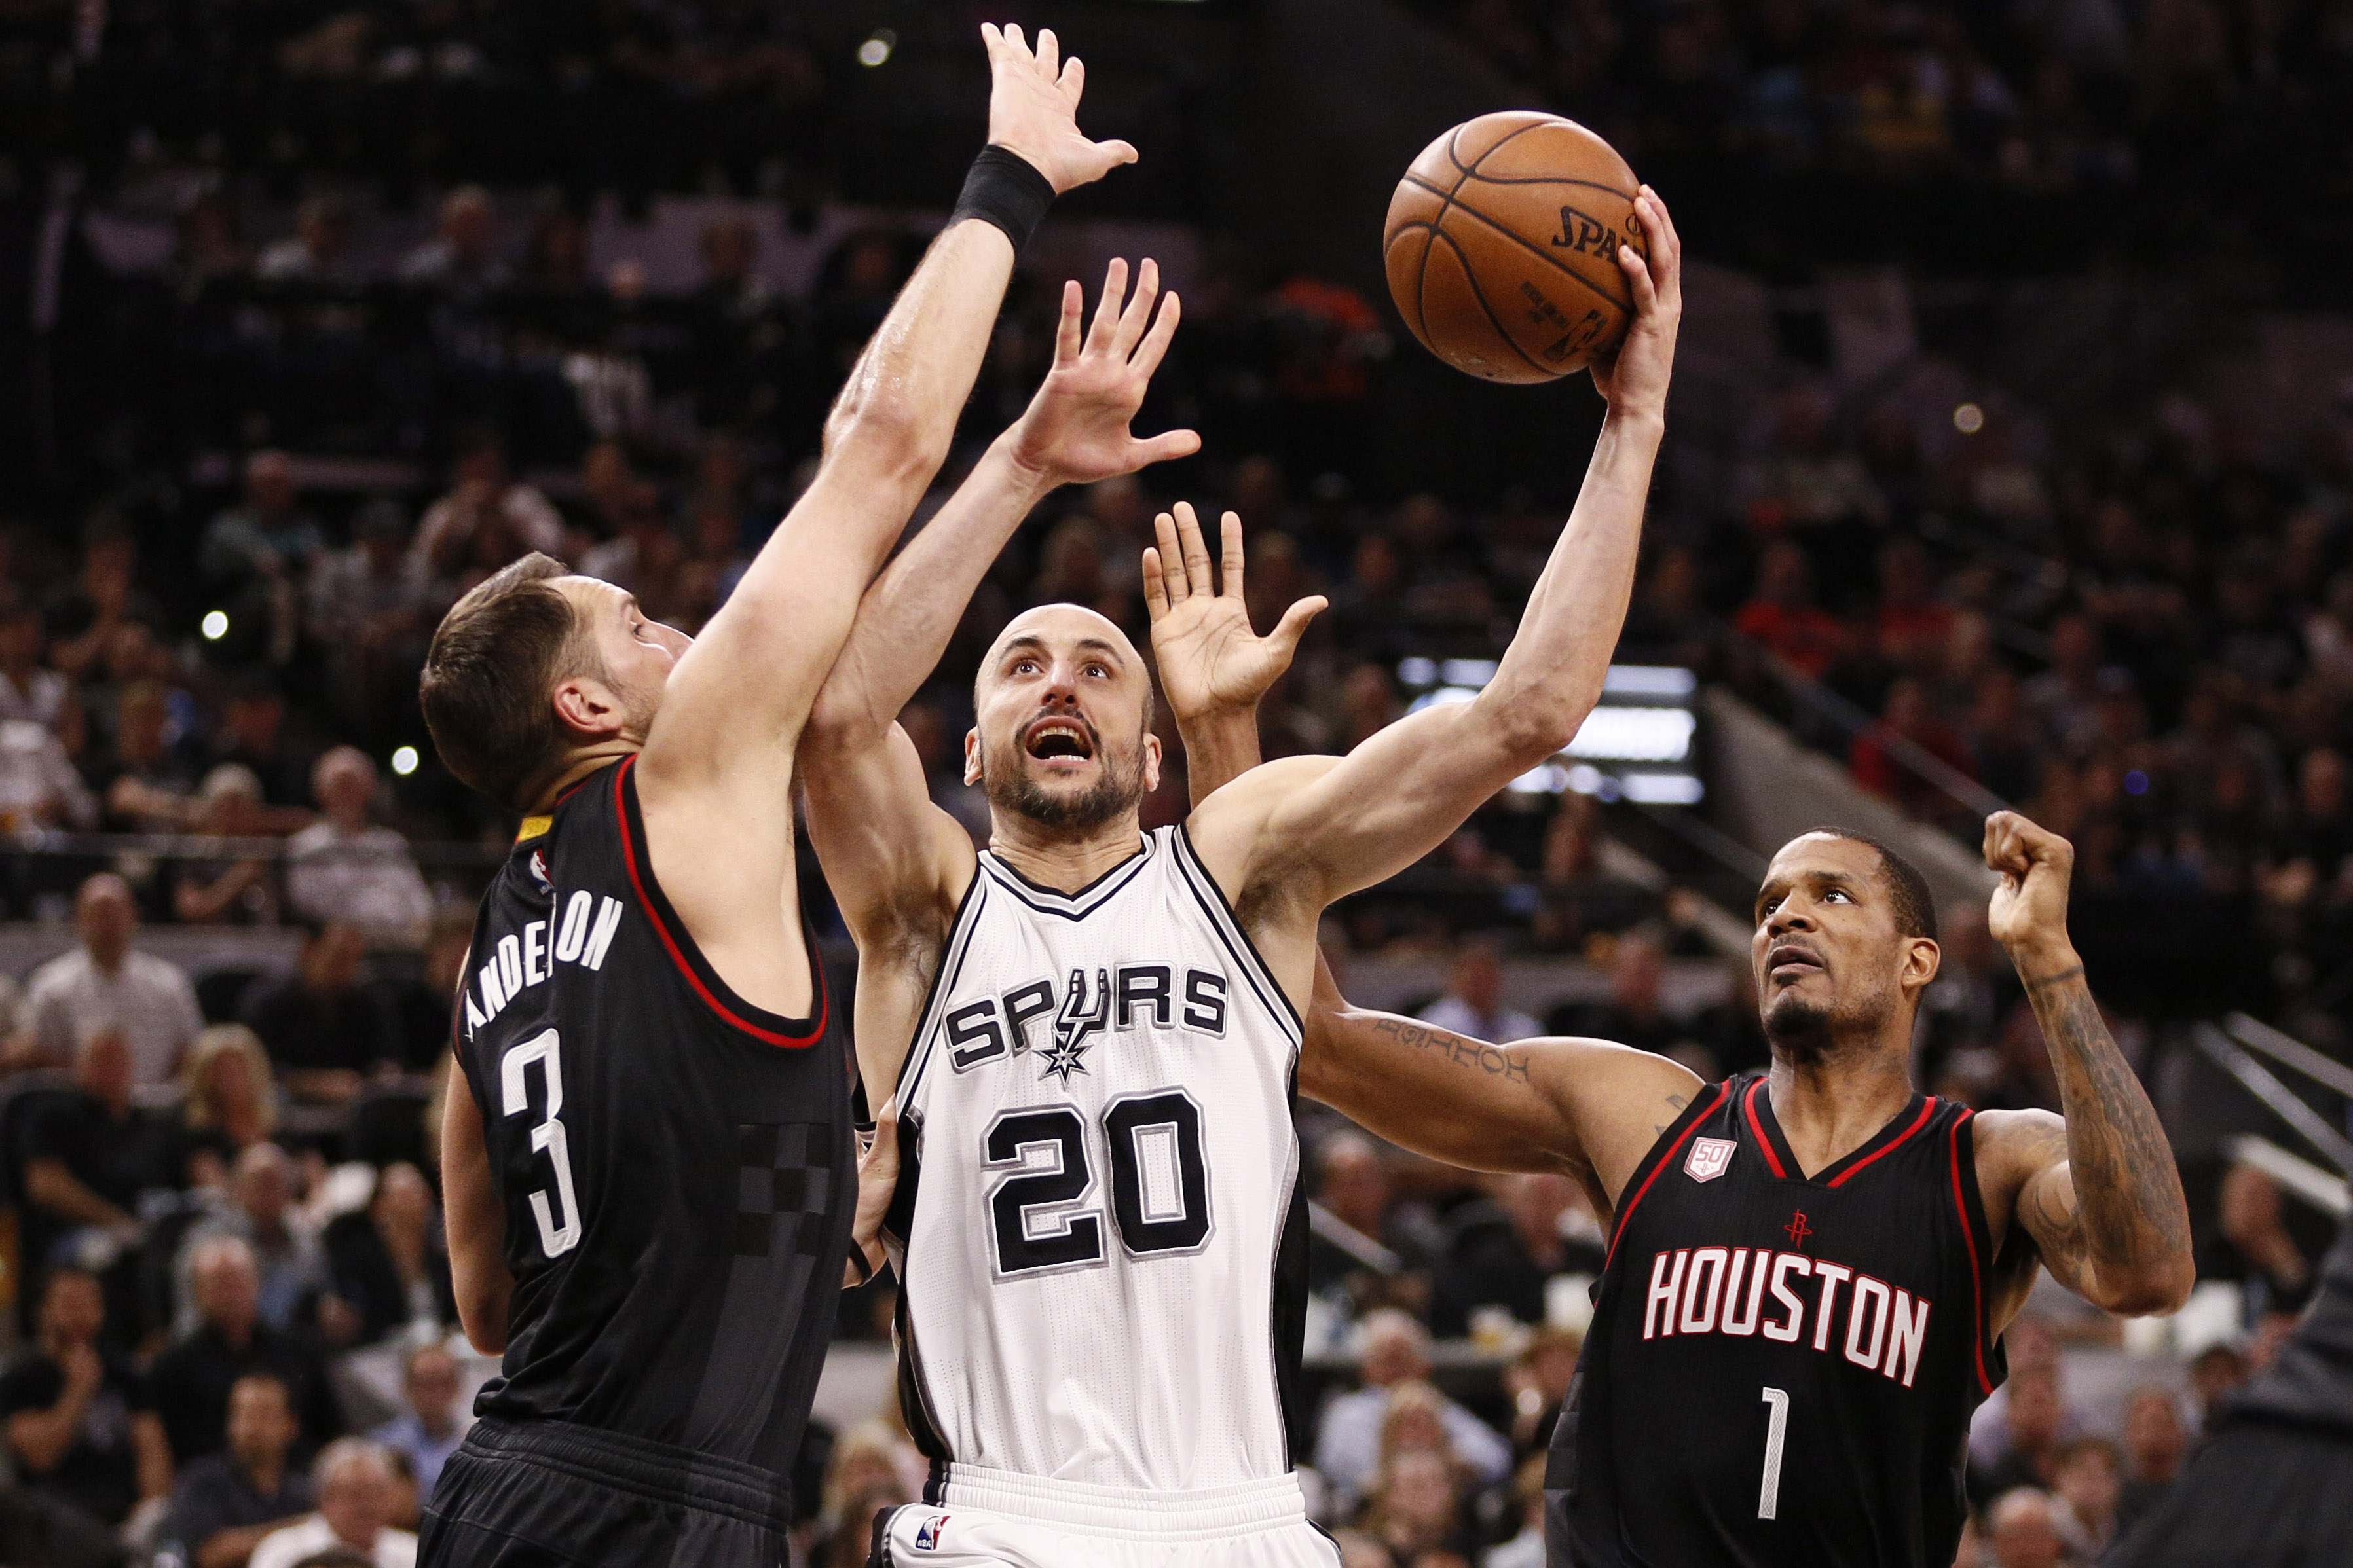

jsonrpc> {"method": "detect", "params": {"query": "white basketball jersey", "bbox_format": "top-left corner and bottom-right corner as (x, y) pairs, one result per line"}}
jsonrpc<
(887, 827), (1307, 1492)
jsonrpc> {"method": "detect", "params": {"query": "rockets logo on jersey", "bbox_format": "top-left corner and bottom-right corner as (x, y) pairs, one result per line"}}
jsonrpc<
(1640, 1243), (1933, 1388)
(1684, 1136), (1736, 1182)
(940, 964), (1231, 1076)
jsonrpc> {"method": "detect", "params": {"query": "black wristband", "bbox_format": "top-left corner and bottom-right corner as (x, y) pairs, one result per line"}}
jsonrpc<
(951, 145), (1056, 253)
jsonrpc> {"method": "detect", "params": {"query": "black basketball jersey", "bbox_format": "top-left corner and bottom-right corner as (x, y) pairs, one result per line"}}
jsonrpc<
(1551, 1072), (2006, 1568)
(452, 755), (853, 1489)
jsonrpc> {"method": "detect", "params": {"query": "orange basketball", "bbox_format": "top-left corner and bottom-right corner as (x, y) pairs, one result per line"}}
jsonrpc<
(1383, 111), (1646, 384)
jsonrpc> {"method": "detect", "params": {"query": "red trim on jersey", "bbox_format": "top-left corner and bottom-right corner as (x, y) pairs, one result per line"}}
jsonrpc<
(612, 756), (828, 1049)
(1605, 1081), (1733, 1272)
(1826, 1096), (1939, 1188)
(1948, 1109), (1995, 1395)
(1743, 1078), (1788, 1178)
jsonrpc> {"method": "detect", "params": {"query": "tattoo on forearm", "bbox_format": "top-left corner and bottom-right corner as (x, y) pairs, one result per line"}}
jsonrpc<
(2020, 964), (2086, 992)
(2024, 974), (2190, 1294)
(1367, 1015), (1534, 1088)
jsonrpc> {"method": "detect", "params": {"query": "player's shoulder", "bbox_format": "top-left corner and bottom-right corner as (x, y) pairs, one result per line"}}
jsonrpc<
(1185, 753), (1342, 864)
(1967, 1106), (2067, 1193)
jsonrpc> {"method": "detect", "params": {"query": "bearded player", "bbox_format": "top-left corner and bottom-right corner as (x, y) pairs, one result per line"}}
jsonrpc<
(413, 27), (1136, 1567)
(1189, 680), (2194, 1565)
(803, 186), (1681, 1566)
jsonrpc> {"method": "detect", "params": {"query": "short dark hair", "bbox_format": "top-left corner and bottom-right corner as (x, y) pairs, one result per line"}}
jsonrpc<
(420, 553), (586, 811)
(1792, 827), (1937, 939)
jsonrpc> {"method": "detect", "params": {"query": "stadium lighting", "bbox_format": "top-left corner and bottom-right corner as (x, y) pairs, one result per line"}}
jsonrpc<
(858, 30), (895, 67)
(391, 745), (420, 777)
(200, 610), (229, 640)
(1953, 402), (1985, 435)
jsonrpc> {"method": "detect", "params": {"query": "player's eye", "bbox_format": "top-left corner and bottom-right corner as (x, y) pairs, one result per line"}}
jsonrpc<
(1825, 888), (1851, 903)
(1084, 663), (1108, 679)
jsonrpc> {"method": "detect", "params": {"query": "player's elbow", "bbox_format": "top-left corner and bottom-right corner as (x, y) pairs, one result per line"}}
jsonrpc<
(1484, 685), (1599, 771)
(820, 381), (947, 490)
(2099, 1259), (2196, 1317)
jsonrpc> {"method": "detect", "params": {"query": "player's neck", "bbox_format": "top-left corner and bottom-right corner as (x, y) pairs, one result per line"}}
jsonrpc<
(1763, 1040), (1916, 1178)
(529, 741), (639, 812)
(987, 809), (1146, 893)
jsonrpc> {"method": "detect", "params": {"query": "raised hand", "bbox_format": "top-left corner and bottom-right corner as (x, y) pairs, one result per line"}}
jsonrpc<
(1589, 185), (1682, 418)
(982, 23), (1137, 195)
(1144, 503), (1327, 725)
(1007, 259), (1198, 488)
(1984, 809), (2076, 966)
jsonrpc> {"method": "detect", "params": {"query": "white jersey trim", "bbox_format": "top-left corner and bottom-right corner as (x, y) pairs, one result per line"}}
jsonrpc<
(936, 1464), (1313, 1541)
(1171, 825), (1304, 1049)
(977, 835), (1159, 919)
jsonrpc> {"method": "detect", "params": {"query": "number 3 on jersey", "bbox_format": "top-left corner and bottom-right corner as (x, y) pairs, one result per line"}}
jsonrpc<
(502, 1029), (583, 1258)
(986, 1093), (1211, 1276)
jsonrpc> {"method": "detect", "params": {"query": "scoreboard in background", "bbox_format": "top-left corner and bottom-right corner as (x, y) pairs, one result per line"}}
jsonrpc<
(1398, 660), (1703, 804)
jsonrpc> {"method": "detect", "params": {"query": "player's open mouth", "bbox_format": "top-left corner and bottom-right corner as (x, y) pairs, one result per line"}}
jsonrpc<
(1024, 716), (1096, 763)
(1767, 943), (1824, 981)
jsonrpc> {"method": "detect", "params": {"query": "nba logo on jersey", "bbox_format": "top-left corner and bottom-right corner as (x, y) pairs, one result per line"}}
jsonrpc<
(915, 1516), (950, 1550)
(1684, 1136), (1736, 1182)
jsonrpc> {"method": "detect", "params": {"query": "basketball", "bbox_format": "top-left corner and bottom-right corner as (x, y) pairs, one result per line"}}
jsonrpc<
(1383, 111), (1647, 383)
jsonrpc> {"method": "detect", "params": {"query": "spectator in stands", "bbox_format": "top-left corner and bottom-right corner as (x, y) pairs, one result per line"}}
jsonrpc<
(248, 1439), (415, 1568)
(285, 748), (432, 949)
(1849, 676), (1979, 823)
(0, 1267), (171, 1529)
(201, 453), (325, 627)
(1984, 1487), (2066, 1568)
(174, 766), (282, 927)
(176, 1027), (281, 1187)
(322, 1164), (453, 1349)
(306, 501), (430, 746)
(0, 712), (97, 832)
(239, 918), (400, 1104)
(1314, 1130), (1439, 1272)
(1876, 537), (1957, 673)
(17, 1029), (177, 1301)
(1961, 666), (2043, 806)
(179, 1146), (327, 1337)
(1316, 1311), (1510, 1515)
(96, 680), (198, 833)
(809, 1421), (917, 1568)
(373, 908), (474, 1073)
(1732, 540), (1843, 679)
(255, 197), (358, 284)
(2185, 1342), (2248, 1434)
(2115, 1386), (2185, 1533)
(48, 515), (157, 683)
(2050, 1434), (2121, 1559)
(2022, 613), (2109, 757)
(0, 594), (81, 748)
(206, 682), (314, 820)
(1428, 1175), (1603, 1339)
(148, 1237), (341, 1465)
(162, 1373), (314, 1568)
(1359, 1446), (1470, 1565)
(409, 433), (563, 593)
(2217, 1161), (2315, 1322)
(366, 1347), (460, 1507)
(1546, 935), (1680, 1058)
(398, 188), (505, 291)
(1418, 945), (1539, 1045)
(1970, 1364), (2068, 1504)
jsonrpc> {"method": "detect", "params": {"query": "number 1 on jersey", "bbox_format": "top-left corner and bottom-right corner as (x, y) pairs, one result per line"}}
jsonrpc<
(1758, 1386), (1790, 1520)
(502, 1029), (583, 1258)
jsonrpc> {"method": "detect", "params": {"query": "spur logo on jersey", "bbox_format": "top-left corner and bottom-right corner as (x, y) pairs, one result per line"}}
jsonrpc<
(463, 890), (627, 1038)
(1684, 1136), (1736, 1183)
(942, 964), (1231, 1074)
(914, 1516), (949, 1550)
(1642, 1245), (1934, 1389)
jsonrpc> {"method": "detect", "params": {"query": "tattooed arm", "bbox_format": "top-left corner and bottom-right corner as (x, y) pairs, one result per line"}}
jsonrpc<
(1976, 811), (2195, 1320)
(1297, 979), (1702, 1215)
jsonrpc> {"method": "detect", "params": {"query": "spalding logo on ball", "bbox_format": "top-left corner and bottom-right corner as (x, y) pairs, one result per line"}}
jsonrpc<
(1384, 111), (1646, 384)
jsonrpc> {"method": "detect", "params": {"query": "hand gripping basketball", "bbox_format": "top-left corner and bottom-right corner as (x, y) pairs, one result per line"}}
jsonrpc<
(981, 24), (1138, 196)
(1587, 187), (1682, 420)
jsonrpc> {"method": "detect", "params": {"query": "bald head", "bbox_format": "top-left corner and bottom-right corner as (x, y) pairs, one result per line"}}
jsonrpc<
(967, 602), (1160, 834)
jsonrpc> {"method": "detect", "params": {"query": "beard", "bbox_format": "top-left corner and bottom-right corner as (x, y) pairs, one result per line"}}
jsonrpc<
(1761, 987), (1836, 1059)
(982, 731), (1144, 832)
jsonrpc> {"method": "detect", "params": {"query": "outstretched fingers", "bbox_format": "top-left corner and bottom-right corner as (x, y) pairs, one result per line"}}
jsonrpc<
(1112, 259), (1160, 359)
(1173, 501), (1216, 596)
(1152, 511), (1193, 604)
(1132, 287), (1181, 378)
(1052, 279), (1084, 366)
(1218, 511), (1246, 599)
(1141, 547), (1170, 619)
(1267, 595), (1329, 659)
(1085, 259), (1130, 355)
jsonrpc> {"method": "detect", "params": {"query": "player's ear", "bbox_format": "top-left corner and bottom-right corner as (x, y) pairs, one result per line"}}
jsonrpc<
(1141, 731), (1162, 794)
(1900, 935), (1940, 994)
(963, 727), (984, 787)
(550, 674), (622, 742)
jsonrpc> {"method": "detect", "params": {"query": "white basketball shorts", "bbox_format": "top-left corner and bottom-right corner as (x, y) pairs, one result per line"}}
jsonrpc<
(870, 1465), (1341, 1568)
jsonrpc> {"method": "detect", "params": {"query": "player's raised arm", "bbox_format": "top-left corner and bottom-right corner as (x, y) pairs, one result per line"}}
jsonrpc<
(805, 259), (1191, 1094)
(632, 24), (1132, 1013)
(1974, 812), (2195, 1317)
(1189, 189), (1681, 921)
